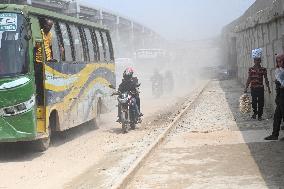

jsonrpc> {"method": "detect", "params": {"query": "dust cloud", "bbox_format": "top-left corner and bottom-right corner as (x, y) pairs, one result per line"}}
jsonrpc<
(77, 0), (254, 103)
(115, 37), (222, 101)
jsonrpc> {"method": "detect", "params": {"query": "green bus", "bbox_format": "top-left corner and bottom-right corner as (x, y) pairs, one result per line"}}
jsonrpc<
(0, 4), (116, 151)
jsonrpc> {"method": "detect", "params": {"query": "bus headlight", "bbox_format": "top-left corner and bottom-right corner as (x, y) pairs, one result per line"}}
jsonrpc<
(16, 103), (27, 111)
(4, 107), (16, 115)
(0, 95), (35, 117)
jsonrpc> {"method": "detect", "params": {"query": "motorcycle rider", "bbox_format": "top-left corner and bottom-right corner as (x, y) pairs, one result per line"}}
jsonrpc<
(150, 69), (163, 97)
(164, 70), (174, 93)
(116, 67), (143, 122)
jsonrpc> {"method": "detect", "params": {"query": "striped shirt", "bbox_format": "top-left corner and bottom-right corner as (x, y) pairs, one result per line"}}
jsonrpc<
(42, 29), (53, 61)
(248, 66), (267, 88)
(35, 29), (53, 62)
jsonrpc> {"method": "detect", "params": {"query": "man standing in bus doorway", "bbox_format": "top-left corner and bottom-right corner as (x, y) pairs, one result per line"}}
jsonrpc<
(41, 19), (54, 61)
(244, 48), (271, 120)
(34, 18), (54, 107)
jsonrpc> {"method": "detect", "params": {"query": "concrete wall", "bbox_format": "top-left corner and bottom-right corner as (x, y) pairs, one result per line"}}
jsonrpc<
(222, 0), (284, 112)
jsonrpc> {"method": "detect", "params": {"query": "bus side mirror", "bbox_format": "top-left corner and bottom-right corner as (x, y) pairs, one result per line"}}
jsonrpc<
(24, 35), (31, 41)
(25, 17), (32, 41)
(109, 84), (115, 89)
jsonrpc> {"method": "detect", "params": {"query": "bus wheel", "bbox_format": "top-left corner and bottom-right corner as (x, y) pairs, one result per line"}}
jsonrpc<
(34, 128), (51, 152)
(95, 100), (102, 125)
(97, 100), (102, 118)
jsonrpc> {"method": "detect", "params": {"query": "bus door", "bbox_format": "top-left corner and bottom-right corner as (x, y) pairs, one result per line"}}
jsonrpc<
(31, 16), (47, 134)
(34, 40), (46, 133)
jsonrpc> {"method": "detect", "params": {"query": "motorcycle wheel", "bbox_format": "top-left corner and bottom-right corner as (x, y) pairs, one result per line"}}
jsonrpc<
(121, 112), (128, 134)
(122, 123), (127, 133)
(130, 123), (136, 130)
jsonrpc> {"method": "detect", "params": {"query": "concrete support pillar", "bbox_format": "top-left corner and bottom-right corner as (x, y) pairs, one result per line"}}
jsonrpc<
(130, 22), (134, 52)
(141, 27), (145, 48)
(116, 16), (120, 43)
(99, 9), (103, 26)
(76, 2), (80, 19)
(63, 1), (79, 18)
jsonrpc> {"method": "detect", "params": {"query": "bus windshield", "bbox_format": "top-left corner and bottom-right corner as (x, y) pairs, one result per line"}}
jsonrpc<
(0, 13), (29, 77)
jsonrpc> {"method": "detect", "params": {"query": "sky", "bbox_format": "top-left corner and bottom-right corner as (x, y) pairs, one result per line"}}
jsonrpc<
(79, 0), (255, 41)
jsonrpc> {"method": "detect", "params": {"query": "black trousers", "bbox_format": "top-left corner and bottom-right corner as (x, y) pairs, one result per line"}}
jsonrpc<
(251, 87), (264, 117)
(272, 96), (284, 136)
(136, 96), (141, 112)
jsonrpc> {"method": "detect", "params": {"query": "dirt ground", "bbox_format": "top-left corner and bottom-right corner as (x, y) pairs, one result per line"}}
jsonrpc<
(0, 79), (203, 189)
(64, 82), (206, 189)
(127, 79), (284, 189)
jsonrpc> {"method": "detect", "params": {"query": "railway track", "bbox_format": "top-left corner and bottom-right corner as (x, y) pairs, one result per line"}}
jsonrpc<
(111, 81), (209, 189)
(114, 79), (284, 189)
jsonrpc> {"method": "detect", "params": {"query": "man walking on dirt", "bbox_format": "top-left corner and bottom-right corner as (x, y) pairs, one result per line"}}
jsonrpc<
(265, 53), (284, 140)
(244, 48), (271, 120)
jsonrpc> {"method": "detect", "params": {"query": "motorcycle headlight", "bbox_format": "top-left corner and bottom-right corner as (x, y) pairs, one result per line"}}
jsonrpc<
(118, 98), (128, 104)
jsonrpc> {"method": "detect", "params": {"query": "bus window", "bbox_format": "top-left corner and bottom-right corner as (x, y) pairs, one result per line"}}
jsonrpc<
(69, 25), (84, 62)
(49, 23), (60, 61)
(106, 31), (114, 61)
(59, 22), (73, 62)
(0, 14), (28, 76)
(101, 31), (111, 62)
(90, 28), (99, 61)
(78, 27), (89, 62)
(95, 30), (104, 62)
(38, 17), (54, 62)
(84, 28), (95, 62)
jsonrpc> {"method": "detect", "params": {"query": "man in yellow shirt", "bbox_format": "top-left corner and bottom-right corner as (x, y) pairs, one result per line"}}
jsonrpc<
(35, 19), (53, 63)
(42, 19), (53, 61)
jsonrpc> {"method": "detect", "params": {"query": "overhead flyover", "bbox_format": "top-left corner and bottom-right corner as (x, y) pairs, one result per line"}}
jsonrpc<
(1, 0), (165, 58)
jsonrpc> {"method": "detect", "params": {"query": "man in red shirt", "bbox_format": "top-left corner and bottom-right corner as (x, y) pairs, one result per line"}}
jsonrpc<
(244, 48), (271, 120)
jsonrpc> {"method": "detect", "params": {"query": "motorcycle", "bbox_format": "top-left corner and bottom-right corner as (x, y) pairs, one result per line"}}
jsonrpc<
(152, 80), (163, 98)
(164, 71), (174, 93)
(113, 91), (140, 133)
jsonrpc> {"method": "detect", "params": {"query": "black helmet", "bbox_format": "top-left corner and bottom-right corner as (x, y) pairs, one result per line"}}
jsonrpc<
(123, 67), (134, 79)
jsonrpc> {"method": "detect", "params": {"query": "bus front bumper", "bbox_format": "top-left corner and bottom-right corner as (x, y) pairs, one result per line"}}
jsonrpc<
(0, 118), (35, 142)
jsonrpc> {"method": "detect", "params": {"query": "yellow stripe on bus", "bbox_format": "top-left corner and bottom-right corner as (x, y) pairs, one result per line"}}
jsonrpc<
(44, 64), (69, 78)
(48, 72), (113, 109)
(44, 63), (115, 93)
(44, 62), (115, 79)
(83, 77), (111, 98)
(45, 83), (72, 92)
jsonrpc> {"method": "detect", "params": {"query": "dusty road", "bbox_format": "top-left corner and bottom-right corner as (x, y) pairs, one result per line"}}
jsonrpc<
(127, 80), (284, 189)
(0, 80), (203, 189)
(1, 79), (283, 189)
